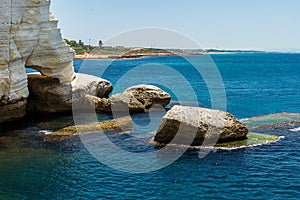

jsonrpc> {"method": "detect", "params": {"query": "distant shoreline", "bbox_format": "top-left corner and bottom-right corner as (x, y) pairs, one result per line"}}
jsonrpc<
(74, 50), (235, 60)
(74, 48), (300, 60)
(74, 52), (203, 60)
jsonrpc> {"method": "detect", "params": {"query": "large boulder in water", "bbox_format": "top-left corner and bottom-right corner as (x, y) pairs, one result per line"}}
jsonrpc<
(154, 105), (248, 146)
(27, 73), (113, 113)
(85, 85), (171, 113)
(123, 85), (171, 109)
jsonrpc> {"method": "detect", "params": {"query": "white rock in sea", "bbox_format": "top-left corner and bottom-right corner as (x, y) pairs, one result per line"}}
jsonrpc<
(154, 105), (249, 146)
(0, 0), (75, 123)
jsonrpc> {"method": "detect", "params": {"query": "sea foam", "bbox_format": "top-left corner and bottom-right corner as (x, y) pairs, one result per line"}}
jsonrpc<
(289, 127), (300, 132)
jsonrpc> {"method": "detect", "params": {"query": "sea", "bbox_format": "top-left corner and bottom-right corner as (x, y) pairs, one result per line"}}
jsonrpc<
(0, 53), (300, 199)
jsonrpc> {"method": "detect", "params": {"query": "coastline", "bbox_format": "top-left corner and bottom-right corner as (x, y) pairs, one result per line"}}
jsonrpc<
(73, 49), (239, 60)
(74, 51), (204, 60)
(74, 50), (300, 60)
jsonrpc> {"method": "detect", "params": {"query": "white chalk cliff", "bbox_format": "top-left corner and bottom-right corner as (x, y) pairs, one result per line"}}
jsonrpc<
(0, 0), (75, 123)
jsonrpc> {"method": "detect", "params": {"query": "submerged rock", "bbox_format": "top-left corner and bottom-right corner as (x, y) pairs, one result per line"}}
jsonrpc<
(154, 105), (248, 146)
(240, 112), (300, 129)
(42, 117), (133, 142)
(214, 132), (279, 149)
(27, 73), (113, 113)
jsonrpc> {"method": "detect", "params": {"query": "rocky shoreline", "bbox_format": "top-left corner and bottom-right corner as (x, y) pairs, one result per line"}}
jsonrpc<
(0, 0), (282, 150)
(74, 51), (204, 60)
(73, 47), (242, 61)
(1, 70), (280, 149)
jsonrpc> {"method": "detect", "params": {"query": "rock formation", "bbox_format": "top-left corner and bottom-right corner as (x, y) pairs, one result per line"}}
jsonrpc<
(27, 73), (113, 113)
(0, 99), (27, 123)
(84, 94), (112, 113)
(154, 105), (248, 146)
(109, 93), (145, 113)
(84, 85), (171, 113)
(123, 85), (171, 109)
(0, 0), (76, 123)
(42, 116), (133, 142)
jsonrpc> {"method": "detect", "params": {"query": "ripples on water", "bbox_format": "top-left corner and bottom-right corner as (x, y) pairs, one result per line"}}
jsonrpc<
(2, 53), (300, 199)
(1, 117), (300, 199)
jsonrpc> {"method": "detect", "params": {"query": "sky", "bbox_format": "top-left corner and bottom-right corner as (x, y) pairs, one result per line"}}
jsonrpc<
(51, 0), (300, 50)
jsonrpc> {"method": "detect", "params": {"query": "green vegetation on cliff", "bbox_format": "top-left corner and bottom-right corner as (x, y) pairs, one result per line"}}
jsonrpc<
(64, 39), (96, 55)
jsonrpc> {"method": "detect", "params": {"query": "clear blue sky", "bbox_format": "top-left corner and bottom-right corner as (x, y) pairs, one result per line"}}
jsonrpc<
(51, 0), (300, 50)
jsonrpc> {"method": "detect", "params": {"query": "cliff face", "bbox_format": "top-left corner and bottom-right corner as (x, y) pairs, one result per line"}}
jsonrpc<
(0, 0), (75, 123)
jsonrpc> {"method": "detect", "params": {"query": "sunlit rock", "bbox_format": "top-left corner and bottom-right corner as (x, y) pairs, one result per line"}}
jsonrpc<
(154, 105), (249, 146)
(0, 0), (76, 122)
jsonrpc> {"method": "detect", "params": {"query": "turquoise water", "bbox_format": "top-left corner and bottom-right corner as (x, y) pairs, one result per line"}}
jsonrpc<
(1, 53), (300, 199)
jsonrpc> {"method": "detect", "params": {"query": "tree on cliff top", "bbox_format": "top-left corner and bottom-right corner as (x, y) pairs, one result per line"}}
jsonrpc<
(64, 39), (96, 55)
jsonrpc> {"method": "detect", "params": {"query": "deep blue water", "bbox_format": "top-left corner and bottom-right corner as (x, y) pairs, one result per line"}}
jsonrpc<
(2, 53), (300, 199)
(74, 53), (300, 119)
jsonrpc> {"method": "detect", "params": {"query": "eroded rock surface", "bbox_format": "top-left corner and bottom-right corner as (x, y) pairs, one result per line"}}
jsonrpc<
(110, 93), (145, 113)
(84, 85), (171, 113)
(27, 73), (113, 113)
(123, 85), (171, 109)
(0, 0), (76, 122)
(42, 116), (133, 142)
(0, 99), (27, 123)
(154, 105), (248, 146)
